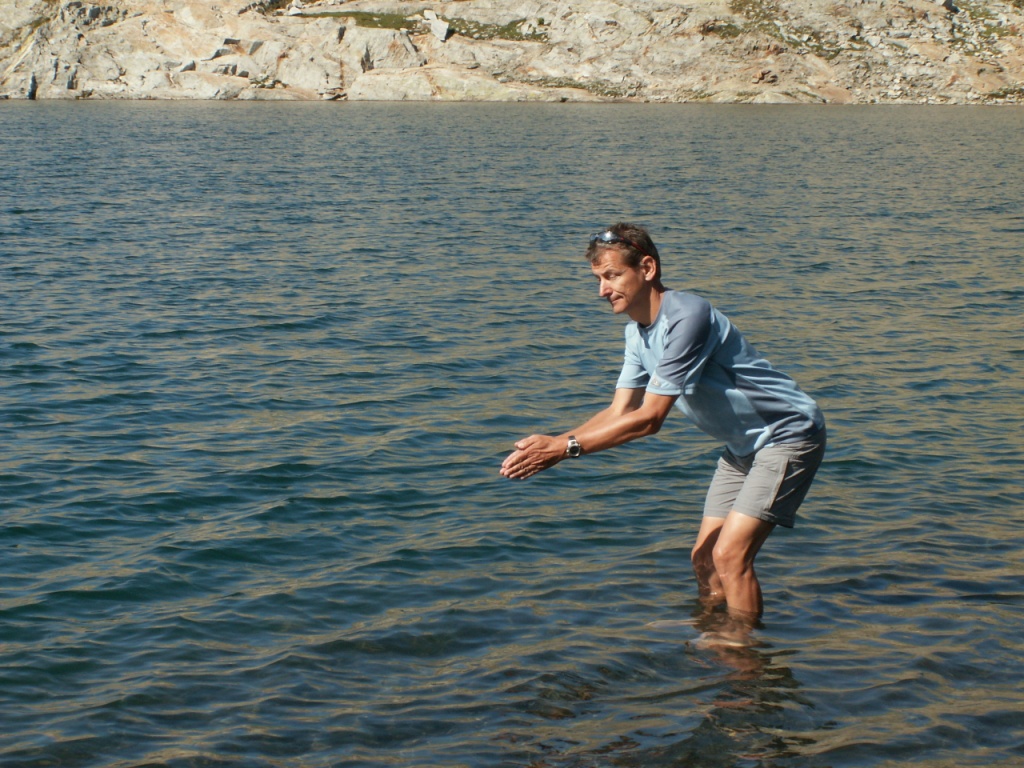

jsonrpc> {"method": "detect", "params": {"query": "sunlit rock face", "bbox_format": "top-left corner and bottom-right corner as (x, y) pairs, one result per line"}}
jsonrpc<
(2, 0), (1023, 103)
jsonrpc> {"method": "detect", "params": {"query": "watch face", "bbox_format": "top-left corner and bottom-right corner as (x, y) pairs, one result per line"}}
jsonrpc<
(568, 437), (581, 457)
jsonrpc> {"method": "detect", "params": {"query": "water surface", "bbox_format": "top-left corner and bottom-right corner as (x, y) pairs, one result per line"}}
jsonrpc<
(1, 102), (1023, 767)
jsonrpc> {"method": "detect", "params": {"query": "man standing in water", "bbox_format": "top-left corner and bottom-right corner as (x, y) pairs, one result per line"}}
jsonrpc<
(500, 223), (826, 623)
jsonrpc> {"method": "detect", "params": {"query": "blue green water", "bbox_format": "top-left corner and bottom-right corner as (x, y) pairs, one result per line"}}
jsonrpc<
(1, 102), (1023, 767)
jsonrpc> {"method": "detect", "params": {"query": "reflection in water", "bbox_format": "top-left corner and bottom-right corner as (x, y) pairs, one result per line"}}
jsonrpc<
(508, 605), (819, 768)
(638, 613), (814, 768)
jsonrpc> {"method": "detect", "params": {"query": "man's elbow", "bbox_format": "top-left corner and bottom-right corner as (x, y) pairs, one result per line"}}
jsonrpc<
(635, 393), (677, 437)
(639, 414), (666, 437)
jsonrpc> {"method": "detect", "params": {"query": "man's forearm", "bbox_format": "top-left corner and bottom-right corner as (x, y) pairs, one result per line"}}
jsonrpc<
(564, 406), (623, 438)
(500, 391), (675, 480)
(558, 406), (663, 456)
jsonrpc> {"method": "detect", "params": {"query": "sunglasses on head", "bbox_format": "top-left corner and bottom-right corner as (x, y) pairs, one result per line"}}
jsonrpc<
(590, 230), (646, 255)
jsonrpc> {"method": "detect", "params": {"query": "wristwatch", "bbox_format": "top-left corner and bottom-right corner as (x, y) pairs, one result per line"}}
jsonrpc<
(566, 435), (582, 458)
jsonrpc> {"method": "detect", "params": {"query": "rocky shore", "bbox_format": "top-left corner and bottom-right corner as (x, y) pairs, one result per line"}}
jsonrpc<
(2, 0), (1023, 103)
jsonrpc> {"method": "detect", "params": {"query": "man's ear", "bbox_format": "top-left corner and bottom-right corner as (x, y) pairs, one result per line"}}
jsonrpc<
(641, 254), (657, 281)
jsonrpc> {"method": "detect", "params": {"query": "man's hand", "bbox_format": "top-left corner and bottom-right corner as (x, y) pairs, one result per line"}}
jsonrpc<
(500, 434), (566, 479)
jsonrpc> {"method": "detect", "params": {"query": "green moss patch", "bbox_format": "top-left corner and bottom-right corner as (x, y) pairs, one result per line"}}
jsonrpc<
(726, 0), (844, 58)
(700, 20), (744, 38)
(523, 76), (630, 98)
(988, 84), (1024, 99)
(728, 0), (780, 27)
(448, 18), (547, 42)
(294, 10), (548, 42)
(303, 11), (412, 29)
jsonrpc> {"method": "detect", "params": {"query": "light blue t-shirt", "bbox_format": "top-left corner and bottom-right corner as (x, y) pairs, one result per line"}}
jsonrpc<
(616, 290), (824, 457)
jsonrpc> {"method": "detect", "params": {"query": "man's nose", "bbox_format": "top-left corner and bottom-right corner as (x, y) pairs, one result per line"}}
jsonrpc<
(598, 279), (611, 296)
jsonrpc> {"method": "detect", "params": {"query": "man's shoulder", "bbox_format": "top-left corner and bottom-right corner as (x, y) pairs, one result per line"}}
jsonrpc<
(661, 290), (713, 327)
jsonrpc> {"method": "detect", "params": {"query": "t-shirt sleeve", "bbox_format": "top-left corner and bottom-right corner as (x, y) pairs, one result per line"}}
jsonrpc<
(652, 297), (714, 395)
(615, 332), (650, 390)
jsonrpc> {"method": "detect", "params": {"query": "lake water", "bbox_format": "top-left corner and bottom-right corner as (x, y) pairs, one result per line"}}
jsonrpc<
(1, 102), (1022, 768)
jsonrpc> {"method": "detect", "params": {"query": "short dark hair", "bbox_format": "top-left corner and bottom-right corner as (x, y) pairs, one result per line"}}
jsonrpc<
(586, 222), (662, 281)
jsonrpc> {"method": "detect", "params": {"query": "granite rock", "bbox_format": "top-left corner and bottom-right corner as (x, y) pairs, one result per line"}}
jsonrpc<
(1, 0), (1022, 102)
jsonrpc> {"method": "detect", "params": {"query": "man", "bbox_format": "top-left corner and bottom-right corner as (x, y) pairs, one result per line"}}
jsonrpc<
(500, 223), (826, 622)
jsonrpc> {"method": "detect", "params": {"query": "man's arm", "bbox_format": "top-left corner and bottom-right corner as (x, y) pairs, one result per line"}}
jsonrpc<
(499, 388), (677, 480)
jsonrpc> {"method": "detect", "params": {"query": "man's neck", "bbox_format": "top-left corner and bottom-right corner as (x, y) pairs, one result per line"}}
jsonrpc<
(629, 284), (666, 327)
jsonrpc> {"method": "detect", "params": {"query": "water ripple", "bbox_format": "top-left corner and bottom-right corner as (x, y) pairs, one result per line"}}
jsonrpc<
(1, 102), (1023, 768)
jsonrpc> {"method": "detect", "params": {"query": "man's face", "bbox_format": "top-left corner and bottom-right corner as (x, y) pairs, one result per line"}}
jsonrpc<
(590, 248), (654, 318)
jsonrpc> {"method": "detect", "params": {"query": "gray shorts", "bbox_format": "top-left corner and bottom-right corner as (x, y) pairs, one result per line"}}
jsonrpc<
(703, 428), (826, 529)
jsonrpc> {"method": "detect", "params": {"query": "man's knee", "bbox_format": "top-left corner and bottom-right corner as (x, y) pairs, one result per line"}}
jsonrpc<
(711, 513), (775, 576)
(711, 538), (754, 580)
(691, 536), (715, 569)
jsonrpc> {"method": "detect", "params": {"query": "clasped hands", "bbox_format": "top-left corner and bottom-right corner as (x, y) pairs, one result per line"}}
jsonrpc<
(499, 434), (565, 480)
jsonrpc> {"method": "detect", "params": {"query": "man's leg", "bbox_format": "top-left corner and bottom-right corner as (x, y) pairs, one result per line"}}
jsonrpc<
(711, 511), (775, 619)
(695, 432), (825, 621)
(691, 516), (726, 608)
(695, 446), (749, 610)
